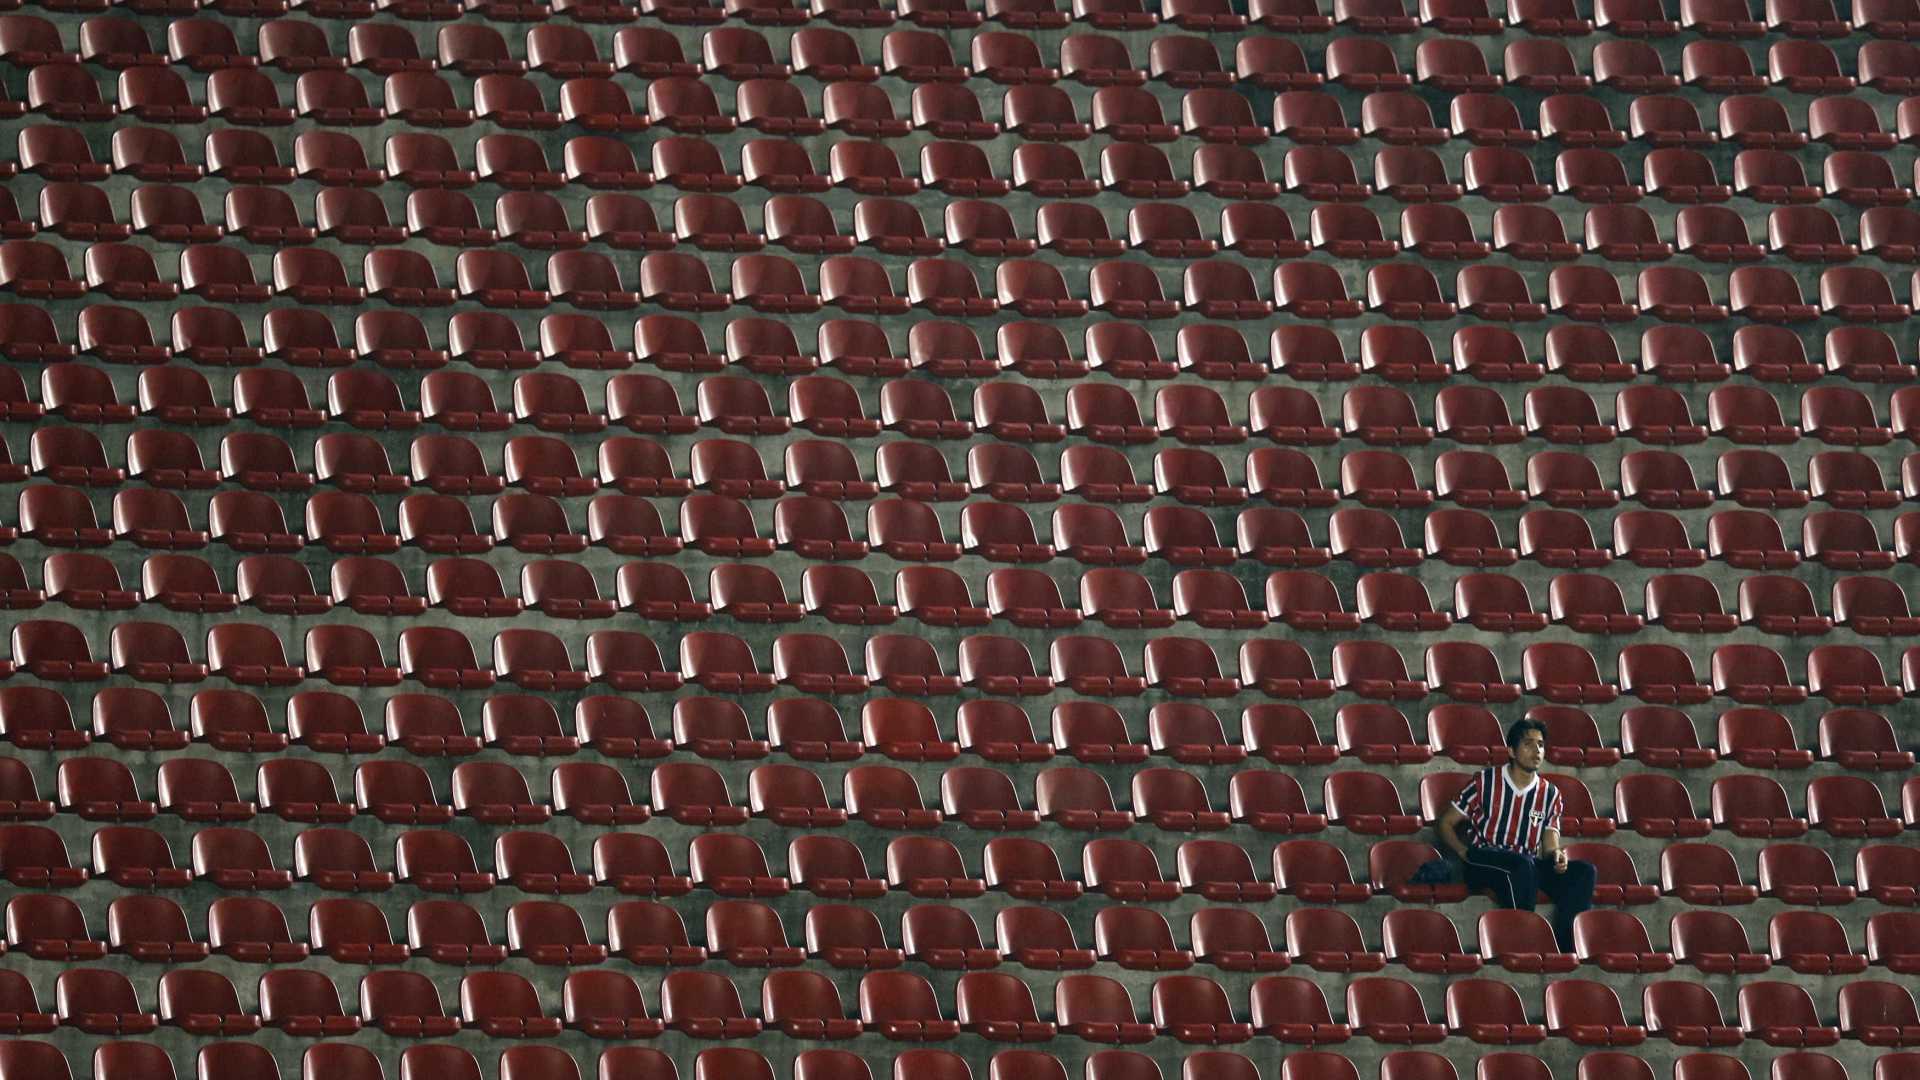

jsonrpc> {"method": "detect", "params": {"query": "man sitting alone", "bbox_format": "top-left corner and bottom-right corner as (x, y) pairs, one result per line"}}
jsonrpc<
(1436, 716), (1596, 952)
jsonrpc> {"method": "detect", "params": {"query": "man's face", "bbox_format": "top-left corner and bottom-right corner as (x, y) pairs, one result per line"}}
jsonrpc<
(1514, 730), (1545, 773)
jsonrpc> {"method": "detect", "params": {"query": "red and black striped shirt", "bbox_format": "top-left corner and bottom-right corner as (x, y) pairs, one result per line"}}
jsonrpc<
(1451, 766), (1564, 855)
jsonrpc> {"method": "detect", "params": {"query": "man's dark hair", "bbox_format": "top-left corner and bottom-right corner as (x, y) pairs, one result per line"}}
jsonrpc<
(1506, 717), (1549, 751)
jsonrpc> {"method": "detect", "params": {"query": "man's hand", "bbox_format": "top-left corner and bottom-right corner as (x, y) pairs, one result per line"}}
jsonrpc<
(1551, 848), (1569, 873)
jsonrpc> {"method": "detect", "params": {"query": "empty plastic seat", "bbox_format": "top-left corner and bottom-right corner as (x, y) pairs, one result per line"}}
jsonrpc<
(1466, 903), (1574, 972)
(1172, 838), (1275, 903)
(1432, 979), (1543, 1048)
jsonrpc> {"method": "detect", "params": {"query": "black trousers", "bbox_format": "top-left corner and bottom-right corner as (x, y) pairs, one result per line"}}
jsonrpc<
(1462, 847), (1597, 952)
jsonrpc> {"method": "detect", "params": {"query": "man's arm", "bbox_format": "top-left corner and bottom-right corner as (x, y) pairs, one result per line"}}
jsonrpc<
(1540, 826), (1568, 871)
(1436, 804), (1470, 859)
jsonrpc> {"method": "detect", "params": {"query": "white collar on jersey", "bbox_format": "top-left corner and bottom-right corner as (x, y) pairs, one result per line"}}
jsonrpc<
(1502, 768), (1540, 799)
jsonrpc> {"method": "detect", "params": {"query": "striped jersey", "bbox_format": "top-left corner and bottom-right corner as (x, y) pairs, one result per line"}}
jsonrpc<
(1450, 766), (1564, 855)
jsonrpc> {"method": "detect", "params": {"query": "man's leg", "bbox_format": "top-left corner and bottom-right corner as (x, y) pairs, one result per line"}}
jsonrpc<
(1462, 848), (1536, 911)
(1536, 857), (1597, 952)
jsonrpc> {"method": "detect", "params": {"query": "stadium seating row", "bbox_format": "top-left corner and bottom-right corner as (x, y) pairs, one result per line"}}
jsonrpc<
(8, 813), (1920, 907)
(11, 16), (1920, 93)
(24, 423), (1920, 512)
(24, 124), (1920, 218)
(17, 57), (1920, 146)
(19, 313), (1920, 388)
(5, 1043), (1918, 1080)
(6, 607), (1920, 708)
(0, 958), (1918, 1048)
(0, 744), (1911, 839)
(23, 244), (1920, 325)
(4, 845), (1916, 966)
(0, 0), (1916, 35)
(1, 680), (1910, 774)
(28, 188), (1920, 278)
(16, 545), (1920, 647)
(15, 478), (1920, 575)
(29, 374), (1920, 453)
(18, 1042), (1920, 1080)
